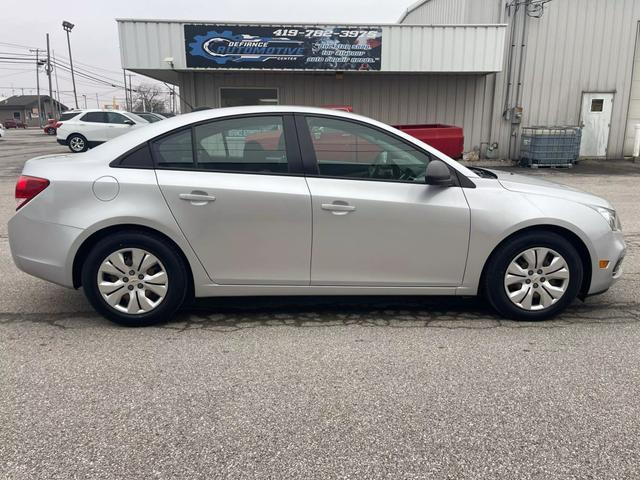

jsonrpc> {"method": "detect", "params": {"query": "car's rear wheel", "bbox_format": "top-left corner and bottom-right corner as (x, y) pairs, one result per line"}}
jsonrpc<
(68, 133), (88, 153)
(483, 231), (583, 321)
(81, 232), (188, 326)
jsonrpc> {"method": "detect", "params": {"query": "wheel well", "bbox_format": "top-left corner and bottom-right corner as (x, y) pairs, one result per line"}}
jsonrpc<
(72, 224), (195, 298)
(479, 225), (592, 297)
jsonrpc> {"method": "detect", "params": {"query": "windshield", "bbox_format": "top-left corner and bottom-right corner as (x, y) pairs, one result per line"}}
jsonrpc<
(137, 113), (162, 123)
(125, 112), (150, 124)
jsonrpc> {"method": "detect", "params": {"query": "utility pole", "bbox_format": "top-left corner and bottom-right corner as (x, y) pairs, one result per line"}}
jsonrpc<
(62, 21), (78, 109)
(45, 34), (56, 119)
(128, 74), (133, 111)
(29, 48), (43, 127)
(122, 69), (129, 110)
(52, 51), (61, 110)
(95, 93), (99, 108)
(82, 94), (87, 108)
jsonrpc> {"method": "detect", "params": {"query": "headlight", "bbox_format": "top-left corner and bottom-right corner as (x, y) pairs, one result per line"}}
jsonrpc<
(591, 206), (622, 231)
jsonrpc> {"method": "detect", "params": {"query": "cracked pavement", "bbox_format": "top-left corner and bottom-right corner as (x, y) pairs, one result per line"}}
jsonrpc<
(1, 130), (640, 479)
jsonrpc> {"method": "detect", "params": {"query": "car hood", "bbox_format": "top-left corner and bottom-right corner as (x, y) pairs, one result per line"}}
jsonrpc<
(487, 169), (614, 209)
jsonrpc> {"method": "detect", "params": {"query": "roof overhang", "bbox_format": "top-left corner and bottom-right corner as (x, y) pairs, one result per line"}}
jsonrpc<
(117, 20), (506, 77)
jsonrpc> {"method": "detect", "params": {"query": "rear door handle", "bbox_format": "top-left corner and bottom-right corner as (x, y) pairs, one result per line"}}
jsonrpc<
(179, 192), (216, 205)
(321, 202), (356, 214)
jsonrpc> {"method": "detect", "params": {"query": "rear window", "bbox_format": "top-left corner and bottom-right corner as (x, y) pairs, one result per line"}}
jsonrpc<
(59, 112), (80, 121)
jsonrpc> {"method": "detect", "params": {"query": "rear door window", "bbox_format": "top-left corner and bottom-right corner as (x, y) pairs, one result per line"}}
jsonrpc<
(106, 112), (130, 124)
(151, 129), (194, 168)
(81, 112), (107, 123)
(193, 116), (288, 173)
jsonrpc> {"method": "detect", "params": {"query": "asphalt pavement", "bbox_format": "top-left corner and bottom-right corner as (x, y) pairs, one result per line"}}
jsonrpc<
(1, 128), (640, 479)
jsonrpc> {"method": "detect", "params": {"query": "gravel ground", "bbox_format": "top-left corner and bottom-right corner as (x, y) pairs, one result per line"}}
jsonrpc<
(1, 129), (639, 479)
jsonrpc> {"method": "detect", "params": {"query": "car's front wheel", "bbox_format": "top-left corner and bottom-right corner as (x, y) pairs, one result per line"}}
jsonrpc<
(483, 231), (583, 321)
(81, 232), (188, 326)
(67, 133), (88, 153)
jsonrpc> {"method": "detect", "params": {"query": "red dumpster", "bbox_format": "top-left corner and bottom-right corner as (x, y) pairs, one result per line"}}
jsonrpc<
(393, 124), (464, 159)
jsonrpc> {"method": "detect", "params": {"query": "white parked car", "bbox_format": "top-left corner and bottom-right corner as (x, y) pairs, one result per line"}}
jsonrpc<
(0, 123), (5, 138)
(10, 106), (625, 326)
(56, 109), (149, 153)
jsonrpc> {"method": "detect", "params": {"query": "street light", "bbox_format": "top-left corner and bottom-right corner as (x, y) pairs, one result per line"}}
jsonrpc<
(62, 20), (78, 109)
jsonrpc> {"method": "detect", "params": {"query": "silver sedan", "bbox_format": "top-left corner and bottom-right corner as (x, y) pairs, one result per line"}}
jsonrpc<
(8, 106), (626, 326)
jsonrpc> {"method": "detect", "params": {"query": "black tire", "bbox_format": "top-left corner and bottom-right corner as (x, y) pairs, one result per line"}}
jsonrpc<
(46, 127), (56, 135)
(81, 231), (188, 327)
(67, 133), (88, 153)
(483, 231), (583, 321)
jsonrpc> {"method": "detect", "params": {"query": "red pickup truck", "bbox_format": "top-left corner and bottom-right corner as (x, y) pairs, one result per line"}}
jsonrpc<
(392, 123), (464, 159)
(321, 105), (464, 159)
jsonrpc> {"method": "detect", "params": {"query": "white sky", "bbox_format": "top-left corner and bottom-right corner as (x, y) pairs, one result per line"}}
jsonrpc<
(1, 0), (409, 109)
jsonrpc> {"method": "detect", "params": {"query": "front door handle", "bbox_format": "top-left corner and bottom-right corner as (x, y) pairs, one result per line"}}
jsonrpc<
(321, 202), (356, 214)
(179, 192), (216, 205)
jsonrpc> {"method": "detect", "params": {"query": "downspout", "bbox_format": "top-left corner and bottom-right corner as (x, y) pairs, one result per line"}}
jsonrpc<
(509, 1), (530, 159)
(514, 4), (529, 109)
(485, 0), (507, 157)
(502, 1), (519, 120)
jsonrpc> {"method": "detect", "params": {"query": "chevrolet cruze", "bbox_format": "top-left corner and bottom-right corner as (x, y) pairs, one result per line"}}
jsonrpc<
(8, 106), (625, 326)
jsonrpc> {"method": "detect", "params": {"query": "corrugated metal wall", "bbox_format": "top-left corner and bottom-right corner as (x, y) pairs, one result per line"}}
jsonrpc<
(498, 0), (640, 158)
(401, 0), (467, 24)
(120, 0), (640, 159)
(404, 0), (640, 158)
(180, 71), (494, 151)
(381, 25), (505, 72)
(623, 20), (640, 155)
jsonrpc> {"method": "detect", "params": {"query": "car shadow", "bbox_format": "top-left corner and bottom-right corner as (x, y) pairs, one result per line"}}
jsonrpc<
(165, 295), (504, 331)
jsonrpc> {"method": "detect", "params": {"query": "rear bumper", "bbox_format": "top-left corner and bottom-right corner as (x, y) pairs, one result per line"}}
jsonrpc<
(56, 138), (67, 146)
(8, 213), (82, 288)
(588, 230), (626, 294)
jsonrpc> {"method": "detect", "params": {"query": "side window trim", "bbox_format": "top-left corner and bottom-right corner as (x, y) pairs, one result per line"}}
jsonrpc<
(294, 114), (319, 175)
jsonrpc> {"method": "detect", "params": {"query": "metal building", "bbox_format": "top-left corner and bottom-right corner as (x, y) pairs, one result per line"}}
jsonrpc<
(117, 0), (640, 159)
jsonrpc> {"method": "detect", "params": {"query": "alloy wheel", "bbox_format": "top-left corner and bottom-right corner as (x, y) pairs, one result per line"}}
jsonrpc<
(97, 248), (168, 314)
(503, 247), (570, 311)
(69, 136), (85, 152)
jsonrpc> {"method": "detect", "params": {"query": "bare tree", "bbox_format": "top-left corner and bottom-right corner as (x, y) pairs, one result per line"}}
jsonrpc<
(131, 83), (167, 113)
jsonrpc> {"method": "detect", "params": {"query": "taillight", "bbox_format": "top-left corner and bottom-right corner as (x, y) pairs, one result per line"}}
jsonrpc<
(15, 175), (50, 210)
(54, 122), (62, 128)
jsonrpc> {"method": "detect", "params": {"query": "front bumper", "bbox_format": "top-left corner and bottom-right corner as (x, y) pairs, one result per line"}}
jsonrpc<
(588, 230), (626, 295)
(8, 213), (82, 288)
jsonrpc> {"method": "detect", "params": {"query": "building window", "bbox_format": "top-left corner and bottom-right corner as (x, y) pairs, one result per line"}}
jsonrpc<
(220, 88), (278, 108)
(591, 99), (604, 112)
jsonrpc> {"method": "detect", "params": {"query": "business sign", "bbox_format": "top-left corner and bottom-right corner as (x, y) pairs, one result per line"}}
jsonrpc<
(184, 25), (382, 70)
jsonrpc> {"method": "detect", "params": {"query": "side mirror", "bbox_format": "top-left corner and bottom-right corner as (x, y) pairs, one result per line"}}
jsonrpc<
(425, 159), (454, 186)
(124, 119), (135, 126)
